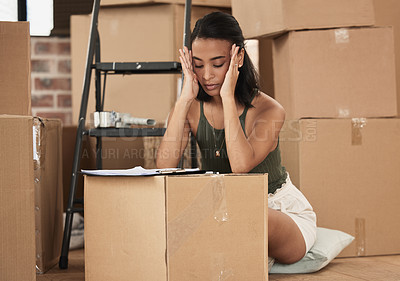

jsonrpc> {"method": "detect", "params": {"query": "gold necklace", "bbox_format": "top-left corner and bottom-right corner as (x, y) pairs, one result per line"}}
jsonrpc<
(210, 104), (225, 157)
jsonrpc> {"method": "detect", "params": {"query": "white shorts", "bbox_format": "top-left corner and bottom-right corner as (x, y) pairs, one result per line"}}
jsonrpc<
(268, 174), (317, 255)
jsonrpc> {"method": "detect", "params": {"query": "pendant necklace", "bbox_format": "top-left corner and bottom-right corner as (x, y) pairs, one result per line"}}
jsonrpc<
(210, 105), (225, 157)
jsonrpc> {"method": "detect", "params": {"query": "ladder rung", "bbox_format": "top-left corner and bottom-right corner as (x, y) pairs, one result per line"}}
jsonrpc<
(66, 208), (84, 213)
(93, 62), (182, 74)
(87, 127), (166, 137)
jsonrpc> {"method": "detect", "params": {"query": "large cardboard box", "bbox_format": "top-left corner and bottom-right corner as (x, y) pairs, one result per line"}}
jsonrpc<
(84, 174), (268, 280)
(374, 0), (400, 116)
(232, 0), (375, 39)
(0, 115), (36, 281)
(0, 22), (31, 115)
(71, 4), (230, 125)
(33, 118), (63, 273)
(273, 26), (397, 120)
(101, 0), (230, 8)
(280, 118), (400, 257)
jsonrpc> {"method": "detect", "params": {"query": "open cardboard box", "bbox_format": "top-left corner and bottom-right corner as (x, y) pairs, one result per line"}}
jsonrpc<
(84, 173), (268, 280)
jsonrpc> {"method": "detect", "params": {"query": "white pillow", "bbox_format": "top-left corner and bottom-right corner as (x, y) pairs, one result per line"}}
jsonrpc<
(270, 227), (354, 274)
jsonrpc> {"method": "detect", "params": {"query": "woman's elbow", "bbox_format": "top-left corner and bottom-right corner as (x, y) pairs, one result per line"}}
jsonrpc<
(230, 161), (253, 173)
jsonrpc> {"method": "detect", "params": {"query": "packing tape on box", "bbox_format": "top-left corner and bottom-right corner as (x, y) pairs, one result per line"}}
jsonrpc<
(211, 253), (234, 281)
(351, 118), (367, 145)
(33, 118), (46, 170)
(335, 28), (350, 44)
(167, 175), (229, 257)
(355, 218), (366, 256)
(32, 117), (47, 273)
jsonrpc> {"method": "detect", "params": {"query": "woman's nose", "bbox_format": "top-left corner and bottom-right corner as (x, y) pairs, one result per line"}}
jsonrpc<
(202, 66), (214, 80)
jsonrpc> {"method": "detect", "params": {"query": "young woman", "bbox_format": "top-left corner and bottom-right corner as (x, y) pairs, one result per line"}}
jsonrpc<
(156, 12), (317, 265)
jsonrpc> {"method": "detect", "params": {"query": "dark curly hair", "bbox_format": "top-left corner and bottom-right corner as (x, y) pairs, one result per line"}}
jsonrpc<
(190, 12), (259, 107)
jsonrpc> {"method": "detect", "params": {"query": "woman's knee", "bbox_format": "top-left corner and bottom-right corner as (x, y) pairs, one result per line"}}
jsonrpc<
(268, 209), (306, 264)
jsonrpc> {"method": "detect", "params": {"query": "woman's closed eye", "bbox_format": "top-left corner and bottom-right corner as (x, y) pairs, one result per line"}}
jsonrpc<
(194, 63), (224, 69)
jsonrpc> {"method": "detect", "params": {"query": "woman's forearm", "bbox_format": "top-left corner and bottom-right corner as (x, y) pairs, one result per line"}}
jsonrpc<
(156, 98), (193, 168)
(222, 96), (255, 173)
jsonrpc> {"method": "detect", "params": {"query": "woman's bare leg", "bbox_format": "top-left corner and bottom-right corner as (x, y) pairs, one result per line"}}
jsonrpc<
(268, 208), (306, 264)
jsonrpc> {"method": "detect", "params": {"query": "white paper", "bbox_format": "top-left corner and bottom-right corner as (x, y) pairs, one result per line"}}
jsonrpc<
(81, 166), (201, 176)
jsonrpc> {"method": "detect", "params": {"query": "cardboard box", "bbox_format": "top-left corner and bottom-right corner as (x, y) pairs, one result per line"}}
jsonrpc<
(84, 174), (268, 280)
(280, 118), (400, 257)
(374, 0), (400, 116)
(0, 115), (35, 281)
(33, 118), (63, 273)
(273, 26), (397, 120)
(71, 4), (230, 125)
(232, 0), (375, 39)
(258, 38), (274, 98)
(101, 0), (230, 8)
(0, 22), (31, 115)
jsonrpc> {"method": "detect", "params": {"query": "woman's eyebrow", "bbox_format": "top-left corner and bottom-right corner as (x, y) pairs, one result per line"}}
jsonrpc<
(193, 55), (226, 61)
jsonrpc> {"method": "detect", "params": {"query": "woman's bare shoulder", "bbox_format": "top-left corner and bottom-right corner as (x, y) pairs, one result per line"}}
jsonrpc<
(252, 91), (285, 120)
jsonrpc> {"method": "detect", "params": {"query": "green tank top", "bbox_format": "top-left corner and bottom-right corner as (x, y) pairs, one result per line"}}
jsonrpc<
(195, 100), (287, 194)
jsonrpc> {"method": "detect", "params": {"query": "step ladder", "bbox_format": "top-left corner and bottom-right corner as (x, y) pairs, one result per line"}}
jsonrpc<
(59, 0), (196, 269)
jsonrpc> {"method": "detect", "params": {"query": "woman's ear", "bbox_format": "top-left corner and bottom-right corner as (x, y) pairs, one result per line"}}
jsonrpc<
(238, 48), (245, 68)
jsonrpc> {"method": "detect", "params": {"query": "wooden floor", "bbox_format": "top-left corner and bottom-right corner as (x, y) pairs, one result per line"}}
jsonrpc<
(37, 250), (400, 281)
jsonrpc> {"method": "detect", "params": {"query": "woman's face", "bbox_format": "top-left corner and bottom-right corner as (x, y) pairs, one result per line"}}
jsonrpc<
(191, 38), (232, 96)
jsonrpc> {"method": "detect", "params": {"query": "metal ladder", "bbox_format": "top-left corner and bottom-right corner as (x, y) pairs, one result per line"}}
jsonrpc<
(59, 0), (195, 269)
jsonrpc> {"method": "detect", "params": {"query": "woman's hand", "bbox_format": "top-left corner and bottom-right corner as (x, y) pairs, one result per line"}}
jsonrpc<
(179, 46), (199, 102)
(220, 44), (241, 100)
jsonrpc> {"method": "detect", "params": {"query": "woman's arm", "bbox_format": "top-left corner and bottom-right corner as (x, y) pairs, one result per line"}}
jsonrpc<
(220, 45), (285, 173)
(223, 95), (285, 173)
(156, 47), (198, 168)
(156, 100), (193, 168)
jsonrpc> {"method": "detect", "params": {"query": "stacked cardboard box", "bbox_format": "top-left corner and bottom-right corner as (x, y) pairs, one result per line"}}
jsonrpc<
(373, 0), (400, 115)
(233, 0), (400, 257)
(0, 22), (35, 281)
(33, 118), (64, 273)
(0, 22), (31, 115)
(84, 174), (268, 280)
(0, 21), (63, 277)
(0, 116), (36, 281)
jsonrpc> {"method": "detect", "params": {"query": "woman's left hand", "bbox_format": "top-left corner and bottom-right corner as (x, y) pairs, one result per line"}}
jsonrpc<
(220, 44), (241, 100)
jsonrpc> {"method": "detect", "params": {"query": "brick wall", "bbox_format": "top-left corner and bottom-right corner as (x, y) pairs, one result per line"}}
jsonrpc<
(31, 37), (73, 125)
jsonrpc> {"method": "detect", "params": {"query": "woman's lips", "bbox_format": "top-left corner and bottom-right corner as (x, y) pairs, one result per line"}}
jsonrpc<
(204, 84), (218, 91)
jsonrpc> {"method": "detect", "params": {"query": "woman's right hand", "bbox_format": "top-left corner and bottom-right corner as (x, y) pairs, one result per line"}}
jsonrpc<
(179, 46), (199, 102)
